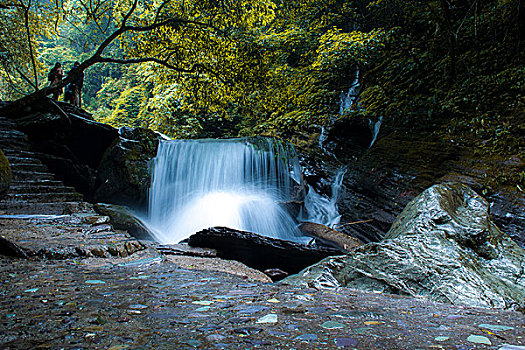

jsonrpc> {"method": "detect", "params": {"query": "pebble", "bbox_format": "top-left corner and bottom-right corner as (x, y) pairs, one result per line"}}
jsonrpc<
(295, 333), (318, 341)
(256, 314), (278, 323)
(85, 280), (105, 285)
(467, 335), (492, 345)
(233, 327), (263, 336)
(335, 337), (358, 347)
(206, 334), (226, 342)
(434, 336), (450, 342)
(321, 321), (346, 329)
(185, 339), (201, 347)
(479, 324), (514, 332)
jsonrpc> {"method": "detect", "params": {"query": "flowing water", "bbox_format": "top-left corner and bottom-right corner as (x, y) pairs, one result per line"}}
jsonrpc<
(145, 138), (310, 244)
(300, 167), (346, 228)
(369, 116), (383, 148)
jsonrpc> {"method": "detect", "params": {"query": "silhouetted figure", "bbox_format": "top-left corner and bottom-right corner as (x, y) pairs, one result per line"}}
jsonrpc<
(65, 62), (84, 107)
(48, 62), (64, 100)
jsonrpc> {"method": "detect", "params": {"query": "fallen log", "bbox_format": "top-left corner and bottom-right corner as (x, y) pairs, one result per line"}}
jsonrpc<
(188, 227), (345, 275)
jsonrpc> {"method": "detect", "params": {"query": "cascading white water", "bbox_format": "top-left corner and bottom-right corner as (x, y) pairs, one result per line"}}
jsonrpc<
(300, 167), (346, 228)
(145, 138), (308, 244)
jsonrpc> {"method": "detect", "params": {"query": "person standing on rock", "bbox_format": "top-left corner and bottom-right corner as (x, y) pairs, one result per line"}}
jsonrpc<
(66, 62), (84, 107)
(47, 62), (64, 100)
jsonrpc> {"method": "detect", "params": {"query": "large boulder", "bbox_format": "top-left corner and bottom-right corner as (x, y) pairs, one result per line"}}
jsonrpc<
(95, 127), (160, 209)
(283, 183), (525, 311)
(0, 149), (11, 200)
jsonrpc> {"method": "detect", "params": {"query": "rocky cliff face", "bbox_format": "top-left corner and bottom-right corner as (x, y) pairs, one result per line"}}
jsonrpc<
(301, 118), (524, 248)
(283, 183), (525, 311)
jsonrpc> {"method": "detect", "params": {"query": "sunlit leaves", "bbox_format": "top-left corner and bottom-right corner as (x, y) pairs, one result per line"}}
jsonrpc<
(0, 0), (62, 98)
(313, 27), (391, 69)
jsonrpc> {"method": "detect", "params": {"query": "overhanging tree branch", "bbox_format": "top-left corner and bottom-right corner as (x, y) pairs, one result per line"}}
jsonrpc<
(0, 6), (227, 114)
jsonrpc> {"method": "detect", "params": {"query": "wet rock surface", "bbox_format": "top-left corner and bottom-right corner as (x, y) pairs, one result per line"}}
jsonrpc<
(0, 215), (145, 259)
(284, 183), (525, 311)
(1, 255), (524, 349)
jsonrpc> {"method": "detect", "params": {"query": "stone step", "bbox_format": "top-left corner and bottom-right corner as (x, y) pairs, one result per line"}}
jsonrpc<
(8, 161), (48, 172)
(0, 129), (27, 140)
(2, 149), (36, 158)
(0, 138), (30, 151)
(11, 170), (55, 181)
(0, 118), (17, 128)
(9, 184), (77, 194)
(5, 156), (44, 165)
(0, 201), (83, 215)
(3, 192), (83, 203)
(11, 179), (64, 187)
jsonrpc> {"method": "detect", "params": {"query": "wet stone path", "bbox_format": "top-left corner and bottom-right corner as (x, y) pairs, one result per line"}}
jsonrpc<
(1, 256), (524, 349)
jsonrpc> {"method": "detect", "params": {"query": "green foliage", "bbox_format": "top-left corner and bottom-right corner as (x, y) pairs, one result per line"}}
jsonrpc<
(1, 0), (523, 174)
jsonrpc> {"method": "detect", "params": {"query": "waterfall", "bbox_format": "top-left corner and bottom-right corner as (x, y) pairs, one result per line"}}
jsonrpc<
(145, 138), (308, 244)
(300, 167), (346, 228)
(339, 69), (360, 115)
(319, 69), (360, 152)
(369, 116), (383, 148)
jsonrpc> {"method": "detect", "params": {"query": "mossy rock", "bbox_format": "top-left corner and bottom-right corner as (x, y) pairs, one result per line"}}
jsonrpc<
(0, 149), (12, 200)
(94, 127), (160, 209)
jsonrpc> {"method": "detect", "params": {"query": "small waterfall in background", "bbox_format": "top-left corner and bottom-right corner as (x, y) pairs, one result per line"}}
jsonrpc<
(300, 167), (346, 228)
(369, 116), (383, 148)
(145, 137), (309, 244)
(338, 69), (360, 115)
(319, 69), (360, 152)
(310, 69), (359, 226)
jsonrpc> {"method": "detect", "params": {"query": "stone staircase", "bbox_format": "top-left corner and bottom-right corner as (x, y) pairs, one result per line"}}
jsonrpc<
(0, 116), (151, 259)
(0, 117), (85, 215)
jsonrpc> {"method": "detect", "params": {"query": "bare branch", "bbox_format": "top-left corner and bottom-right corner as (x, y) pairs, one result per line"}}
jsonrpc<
(97, 56), (197, 72)
(121, 0), (138, 25)
(21, 0), (39, 91)
(13, 65), (37, 89)
(0, 3), (24, 9)
(154, 0), (171, 23)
